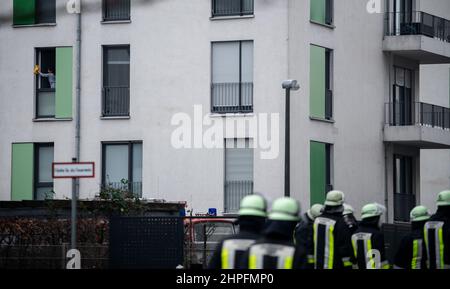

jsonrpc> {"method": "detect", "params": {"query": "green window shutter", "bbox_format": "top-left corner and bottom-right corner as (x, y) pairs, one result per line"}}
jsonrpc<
(310, 45), (326, 119)
(11, 143), (34, 201)
(13, 0), (36, 25)
(55, 47), (73, 119)
(310, 141), (326, 206)
(310, 0), (326, 24)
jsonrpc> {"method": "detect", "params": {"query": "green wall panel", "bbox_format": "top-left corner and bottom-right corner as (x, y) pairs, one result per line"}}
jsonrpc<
(310, 45), (326, 119)
(11, 143), (34, 201)
(13, 0), (36, 25)
(310, 0), (326, 24)
(56, 47), (73, 119)
(310, 141), (326, 206)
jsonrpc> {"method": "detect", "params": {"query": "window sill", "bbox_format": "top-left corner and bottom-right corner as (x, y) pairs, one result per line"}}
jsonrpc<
(210, 15), (254, 21)
(309, 116), (335, 124)
(101, 20), (132, 24)
(33, 118), (72, 122)
(13, 23), (57, 28)
(209, 112), (254, 118)
(310, 20), (335, 29)
(100, 116), (130, 120)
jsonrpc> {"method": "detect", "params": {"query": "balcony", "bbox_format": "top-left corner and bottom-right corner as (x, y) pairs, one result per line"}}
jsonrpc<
(383, 12), (450, 64)
(384, 102), (450, 148)
(224, 180), (253, 213)
(102, 86), (130, 117)
(211, 82), (253, 114)
(211, 0), (254, 18)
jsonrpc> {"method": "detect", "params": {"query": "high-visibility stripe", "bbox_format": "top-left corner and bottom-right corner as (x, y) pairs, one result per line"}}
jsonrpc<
(221, 239), (255, 269)
(411, 239), (423, 270)
(424, 222), (445, 269)
(248, 244), (296, 270)
(352, 232), (374, 269)
(307, 255), (315, 264)
(314, 217), (337, 269)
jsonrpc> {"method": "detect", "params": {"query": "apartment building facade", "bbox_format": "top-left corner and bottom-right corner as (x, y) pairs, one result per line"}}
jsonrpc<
(0, 0), (449, 222)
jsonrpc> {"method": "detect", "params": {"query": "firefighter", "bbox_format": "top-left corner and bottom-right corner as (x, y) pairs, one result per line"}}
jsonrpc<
(294, 204), (323, 268)
(424, 190), (450, 269)
(208, 194), (267, 269)
(313, 191), (354, 269)
(343, 203), (358, 234)
(241, 197), (307, 269)
(394, 205), (430, 269)
(351, 203), (390, 269)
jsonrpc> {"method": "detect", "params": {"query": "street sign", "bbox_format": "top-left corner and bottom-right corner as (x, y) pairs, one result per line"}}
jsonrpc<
(52, 162), (95, 179)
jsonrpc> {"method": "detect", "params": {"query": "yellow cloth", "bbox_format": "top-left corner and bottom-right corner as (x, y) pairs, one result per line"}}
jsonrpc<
(33, 65), (40, 75)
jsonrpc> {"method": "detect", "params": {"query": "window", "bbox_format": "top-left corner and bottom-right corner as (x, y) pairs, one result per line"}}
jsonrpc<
(391, 67), (413, 125)
(394, 154), (416, 222)
(13, 0), (56, 26)
(10, 143), (53, 201)
(102, 142), (142, 197)
(310, 141), (333, 206)
(212, 0), (254, 17)
(35, 47), (73, 119)
(211, 41), (253, 113)
(224, 139), (253, 213)
(310, 0), (333, 26)
(103, 0), (130, 22)
(34, 143), (54, 200)
(103, 46), (130, 117)
(310, 45), (333, 120)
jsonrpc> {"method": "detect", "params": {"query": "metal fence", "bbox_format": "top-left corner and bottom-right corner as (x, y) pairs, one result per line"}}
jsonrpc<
(103, 0), (131, 21)
(385, 11), (450, 43)
(102, 86), (130, 117)
(211, 82), (253, 113)
(212, 0), (254, 17)
(382, 223), (412, 264)
(224, 180), (253, 213)
(385, 102), (450, 130)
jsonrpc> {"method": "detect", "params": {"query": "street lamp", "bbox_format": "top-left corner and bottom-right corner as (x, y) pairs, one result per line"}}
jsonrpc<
(282, 80), (300, 197)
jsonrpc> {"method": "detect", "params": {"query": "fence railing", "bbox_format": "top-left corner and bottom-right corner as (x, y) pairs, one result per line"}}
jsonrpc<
(385, 102), (450, 130)
(102, 86), (130, 117)
(224, 180), (253, 213)
(103, 0), (131, 21)
(101, 182), (142, 198)
(212, 0), (254, 17)
(385, 11), (450, 43)
(394, 193), (416, 223)
(211, 82), (253, 113)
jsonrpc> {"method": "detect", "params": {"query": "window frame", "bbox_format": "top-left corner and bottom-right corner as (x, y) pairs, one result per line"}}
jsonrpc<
(34, 143), (54, 200)
(102, 45), (131, 117)
(211, 40), (254, 114)
(35, 47), (56, 119)
(102, 0), (131, 22)
(101, 141), (142, 194)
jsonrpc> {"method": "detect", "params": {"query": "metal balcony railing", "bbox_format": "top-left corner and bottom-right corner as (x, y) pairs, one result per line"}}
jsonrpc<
(102, 86), (130, 117)
(385, 102), (450, 130)
(103, 0), (131, 21)
(101, 181), (142, 198)
(394, 193), (416, 222)
(385, 11), (450, 43)
(224, 180), (253, 213)
(211, 82), (253, 113)
(212, 0), (254, 17)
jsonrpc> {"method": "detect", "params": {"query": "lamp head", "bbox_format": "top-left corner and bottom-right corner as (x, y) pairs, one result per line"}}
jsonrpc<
(282, 80), (300, 90)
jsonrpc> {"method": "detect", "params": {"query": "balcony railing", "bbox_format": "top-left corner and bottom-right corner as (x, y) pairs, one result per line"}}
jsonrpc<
(224, 180), (253, 213)
(101, 182), (142, 198)
(394, 193), (416, 222)
(103, 0), (130, 21)
(211, 82), (253, 113)
(102, 86), (130, 117)
(385, 11), (450, 43)
(212, 0), (254, 17)
(385, 102), (450, 130)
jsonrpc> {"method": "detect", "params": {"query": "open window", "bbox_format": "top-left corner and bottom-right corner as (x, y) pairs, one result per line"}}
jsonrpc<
(36, 48), (56, 118)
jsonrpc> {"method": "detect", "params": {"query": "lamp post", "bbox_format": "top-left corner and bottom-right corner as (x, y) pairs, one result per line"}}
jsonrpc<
(282, 80), (300, 197)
